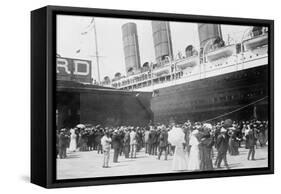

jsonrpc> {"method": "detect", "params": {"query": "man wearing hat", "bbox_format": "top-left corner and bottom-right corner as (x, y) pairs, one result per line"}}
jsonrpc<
(58, 128), (69, 159)
(144, 127), (150, 154)
(112, 129), (122, 163)
(157, 126), (169, 160)
(130, 128), (137, 158)
(101, 131), (112, 168)
(150, 126), (159, 156)
(95, 128), (104, 154)
(216, 126), (230, 169)
(123, 128), (131, 158)
(147, 126), (154, 155)
(246, 124), (257, 160)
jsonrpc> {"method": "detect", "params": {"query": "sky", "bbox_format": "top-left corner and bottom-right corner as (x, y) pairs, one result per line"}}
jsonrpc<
(57, 15), (251, 82)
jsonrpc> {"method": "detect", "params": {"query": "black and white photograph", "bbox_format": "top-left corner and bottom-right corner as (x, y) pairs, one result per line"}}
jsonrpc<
(56, 15), (270, 180)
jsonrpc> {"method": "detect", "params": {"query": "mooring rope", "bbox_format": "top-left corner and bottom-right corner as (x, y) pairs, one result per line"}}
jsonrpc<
(203, 96), (269, 123)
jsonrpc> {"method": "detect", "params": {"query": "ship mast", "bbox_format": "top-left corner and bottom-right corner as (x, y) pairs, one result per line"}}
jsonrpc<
(93, 18), (101, 83)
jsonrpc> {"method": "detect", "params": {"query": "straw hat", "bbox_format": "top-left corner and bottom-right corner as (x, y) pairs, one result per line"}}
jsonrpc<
(192, 129), (199, 135)
(220, 127), (227, 133)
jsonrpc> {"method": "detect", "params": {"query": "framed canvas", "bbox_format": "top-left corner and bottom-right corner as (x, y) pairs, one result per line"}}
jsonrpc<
(31, 5), (274, 188)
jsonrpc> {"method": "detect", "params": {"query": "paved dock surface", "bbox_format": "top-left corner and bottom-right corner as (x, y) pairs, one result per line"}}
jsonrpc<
(57, 146), (268, 180)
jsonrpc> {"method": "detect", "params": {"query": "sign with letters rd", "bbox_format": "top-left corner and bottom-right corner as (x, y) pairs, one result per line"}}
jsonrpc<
(56, 57), (92, 83)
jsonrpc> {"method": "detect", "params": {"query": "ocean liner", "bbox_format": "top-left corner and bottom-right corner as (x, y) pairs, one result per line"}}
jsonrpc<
(102, 22), (269, 124)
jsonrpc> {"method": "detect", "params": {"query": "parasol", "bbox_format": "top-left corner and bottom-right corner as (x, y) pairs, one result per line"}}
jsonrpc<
(76, 124), (85, 128)
(168, 127), (185, 146)
(203, 123), (212, 130)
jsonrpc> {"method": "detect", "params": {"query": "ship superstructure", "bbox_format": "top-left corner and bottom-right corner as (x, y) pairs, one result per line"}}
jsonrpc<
(102, 23), (268, 123)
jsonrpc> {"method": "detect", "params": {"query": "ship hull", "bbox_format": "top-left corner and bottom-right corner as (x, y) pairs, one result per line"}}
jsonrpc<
(151, 65), (268, 124)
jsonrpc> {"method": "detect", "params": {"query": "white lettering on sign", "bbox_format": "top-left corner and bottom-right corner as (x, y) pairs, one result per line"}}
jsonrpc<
(56, 58), (91, 76)
(73, 60), (90, 76)
(57, 58), (71, 74)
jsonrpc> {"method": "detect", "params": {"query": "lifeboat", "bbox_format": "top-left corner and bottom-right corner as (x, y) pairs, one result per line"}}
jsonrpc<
(153, 65), (171, 77)
(176, 55), (199, 70)
(206, 44), (236, 62)
(243, 33), (268, 51)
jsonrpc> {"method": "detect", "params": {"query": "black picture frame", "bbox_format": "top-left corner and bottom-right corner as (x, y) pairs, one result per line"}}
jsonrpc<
(31, 5), (274, 188)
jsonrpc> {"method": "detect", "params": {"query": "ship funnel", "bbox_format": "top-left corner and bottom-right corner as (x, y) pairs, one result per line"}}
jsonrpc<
(198, 23), (223, 49)
(151, 21), (173, 64)
(122, 22), (141, 76)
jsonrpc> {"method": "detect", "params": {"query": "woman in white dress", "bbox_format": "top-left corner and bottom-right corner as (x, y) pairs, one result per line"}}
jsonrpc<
(188, 129), (200, 171)
(168, 126), (188, 171)
(68, 128), (77, 152)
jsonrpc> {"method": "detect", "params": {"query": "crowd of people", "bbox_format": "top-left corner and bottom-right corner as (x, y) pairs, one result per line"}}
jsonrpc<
(56, 119), (268, 171)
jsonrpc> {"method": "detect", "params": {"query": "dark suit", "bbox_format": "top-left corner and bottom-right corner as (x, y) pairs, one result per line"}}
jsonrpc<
(123, 132), (130, 158)
(88, 132), (95, 151)
(216, 134), (229, 168)
(95, 131), (103, 154)
(199, 136), (214, 170)
(119, 131), (125, 156)
(148, 131), (154, 155)
(247, 129), (257, 160)
(150, 131), (158, 155)
(58, 132), (69, 159)
(112, 133), (122, 162)
(158, 130), (168, 160)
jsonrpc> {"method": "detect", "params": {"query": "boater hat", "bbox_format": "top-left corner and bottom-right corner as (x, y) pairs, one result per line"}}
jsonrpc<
(192, 129), (199, 135)
(220, 127), (227, 133)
